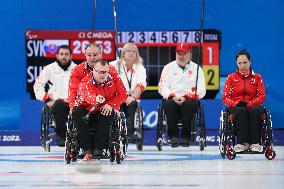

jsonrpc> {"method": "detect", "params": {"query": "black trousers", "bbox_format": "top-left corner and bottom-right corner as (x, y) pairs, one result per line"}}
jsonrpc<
(72, 107), (114, 150)
(121, 101), (138, 137)
(230, 106), (265, 144)
(50, 99), (69, 139)
(163, 99), (197, 139)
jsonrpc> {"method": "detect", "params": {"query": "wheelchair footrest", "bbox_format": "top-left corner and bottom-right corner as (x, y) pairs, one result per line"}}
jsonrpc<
(93, 155), (109, 159)
(76, 154), (110, 160)
(171, 142), (190, 147)
(236, 150), (264, 154)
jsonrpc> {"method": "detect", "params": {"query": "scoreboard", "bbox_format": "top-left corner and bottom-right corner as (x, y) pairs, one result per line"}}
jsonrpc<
(116, 30), (221, 98)
(25, 30), (116, 98)
(26, 29), (221, 99)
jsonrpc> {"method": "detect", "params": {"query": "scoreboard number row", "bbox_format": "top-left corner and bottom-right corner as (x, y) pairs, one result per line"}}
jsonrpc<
(117, 31), (203, 44)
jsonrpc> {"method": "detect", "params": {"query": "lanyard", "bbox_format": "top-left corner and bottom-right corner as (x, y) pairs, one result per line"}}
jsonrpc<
(122, 64), (133, 93)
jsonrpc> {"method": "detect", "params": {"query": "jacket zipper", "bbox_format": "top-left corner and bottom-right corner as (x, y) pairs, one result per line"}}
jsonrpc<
(102, 85), (106, 98)
(243, 77), (246, 101)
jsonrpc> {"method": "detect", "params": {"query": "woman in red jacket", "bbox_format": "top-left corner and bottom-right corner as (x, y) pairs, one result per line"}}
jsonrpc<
(222, 50), (266, 152)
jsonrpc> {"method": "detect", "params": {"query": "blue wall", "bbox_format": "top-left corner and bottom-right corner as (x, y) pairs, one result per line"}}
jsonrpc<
(0, 0), (284, 132)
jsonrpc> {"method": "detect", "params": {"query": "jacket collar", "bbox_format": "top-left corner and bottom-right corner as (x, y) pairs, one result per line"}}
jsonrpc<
(174, 60), (191, 71)
(83, 62), (92, 72)
(92, 74), (113, 86)
(235, 69), (255, 78)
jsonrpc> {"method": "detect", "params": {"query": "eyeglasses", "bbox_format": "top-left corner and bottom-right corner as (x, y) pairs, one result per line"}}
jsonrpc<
(94, 69), (109, 75)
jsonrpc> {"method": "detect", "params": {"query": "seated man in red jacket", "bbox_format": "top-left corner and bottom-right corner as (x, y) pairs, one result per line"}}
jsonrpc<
(72, 59), (127, 160)
(67, 43), (121, 110)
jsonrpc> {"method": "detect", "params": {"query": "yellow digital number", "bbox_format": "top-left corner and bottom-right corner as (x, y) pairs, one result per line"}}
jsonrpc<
(203, 65), (219, 90)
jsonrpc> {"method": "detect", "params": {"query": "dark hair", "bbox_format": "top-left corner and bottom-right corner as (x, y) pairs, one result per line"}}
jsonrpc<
(95, 58), (109, 66)
(84, 43), (102, 53)
(57, 45), (72, 55)
(236, 50), (251, 61)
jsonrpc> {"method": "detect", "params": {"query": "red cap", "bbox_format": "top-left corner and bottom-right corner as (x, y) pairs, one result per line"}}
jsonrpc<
(176, 43), (190, 53)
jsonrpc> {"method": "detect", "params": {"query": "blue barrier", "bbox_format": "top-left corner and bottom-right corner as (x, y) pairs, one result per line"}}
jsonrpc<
(0, 99), (283, 146)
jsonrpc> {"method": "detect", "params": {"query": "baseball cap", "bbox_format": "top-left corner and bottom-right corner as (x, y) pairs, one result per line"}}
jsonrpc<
(176, 43), (190, 53)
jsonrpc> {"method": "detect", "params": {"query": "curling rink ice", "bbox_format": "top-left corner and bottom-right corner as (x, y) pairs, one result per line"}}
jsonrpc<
(0, 145), (283, 189)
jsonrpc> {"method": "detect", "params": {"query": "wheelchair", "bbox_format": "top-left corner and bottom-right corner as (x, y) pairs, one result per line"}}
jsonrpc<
(219, 107), (276, 160)
(130, 104), (144, 151)
(156, 100), (206, 151)
(40, 105), (57, 152)
(64, 112), (128, 164)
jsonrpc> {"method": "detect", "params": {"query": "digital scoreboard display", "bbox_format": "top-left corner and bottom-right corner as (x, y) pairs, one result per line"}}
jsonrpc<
(25, 30), (116, 98)
(26, 29), (221, 99)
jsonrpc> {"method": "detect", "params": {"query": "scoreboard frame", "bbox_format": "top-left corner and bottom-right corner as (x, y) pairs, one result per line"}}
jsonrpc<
(116, 30), (221, 98)
(25, 29), (221, 99)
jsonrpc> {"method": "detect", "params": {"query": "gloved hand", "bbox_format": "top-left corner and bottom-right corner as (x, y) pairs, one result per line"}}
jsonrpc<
(236, 101), (247, 107)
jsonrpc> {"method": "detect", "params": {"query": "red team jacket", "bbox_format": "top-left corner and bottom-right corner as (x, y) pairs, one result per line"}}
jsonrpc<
(74, 68), (127, 112)
(67, 61), (122, 109)
(222, 70), (266, 108)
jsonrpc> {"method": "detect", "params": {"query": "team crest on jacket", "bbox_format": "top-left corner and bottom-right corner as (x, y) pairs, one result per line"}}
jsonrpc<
(250, 78), (256, 84)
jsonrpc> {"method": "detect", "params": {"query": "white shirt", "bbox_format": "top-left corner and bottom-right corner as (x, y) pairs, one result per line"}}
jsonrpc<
(158, 60), (206, 99)
(33, 61), (77, 101)
(110, 60), (147, 95)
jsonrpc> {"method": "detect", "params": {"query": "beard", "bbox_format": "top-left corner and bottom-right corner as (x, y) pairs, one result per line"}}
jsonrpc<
(57, 58), (70, 65)
(56, 59), (71, 71)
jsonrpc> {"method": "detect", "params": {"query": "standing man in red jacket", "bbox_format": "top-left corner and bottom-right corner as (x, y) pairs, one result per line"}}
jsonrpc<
(72, 59), (127, 160)
(222, 50), (266, 152)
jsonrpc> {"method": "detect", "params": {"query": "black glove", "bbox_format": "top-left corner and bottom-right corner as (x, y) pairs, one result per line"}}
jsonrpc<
(236, 101), (247, 107)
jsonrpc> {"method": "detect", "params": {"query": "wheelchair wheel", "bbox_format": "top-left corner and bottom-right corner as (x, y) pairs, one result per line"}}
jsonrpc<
(219, 109), (227, 158)
(134, 106), (144, 151)
(199, 102), (206, 147)
(116, 148), (122, 164)
(109, 145), (115, 163)
(109, 143), (122, 164)
(219, 138), (226, 159)
(65, 138), (78, 164)
(262, 110), (276, 160)
(219, 108), (237, 160)
(156, 104), (166, 151)
(219, 146), (226, 159)
(119, 112), (128, 160)
(264, 146), (276, 160)
(65, 147), (71, 164)
(46, 142), (51, 152)
(199, 138), (205, 151)
(46, 116), (53, 152)
(226, 145), (236, 160)
(109, 113), (127, 164)
(40, 106), (51, 152)
(136, 140), (143, 151)
(218, 129), (226, 158)
(157, 138), (163, 151)
(109, 144), (122, 164)
(64, 115), (79, 164)
(196, 102), (206, 150)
